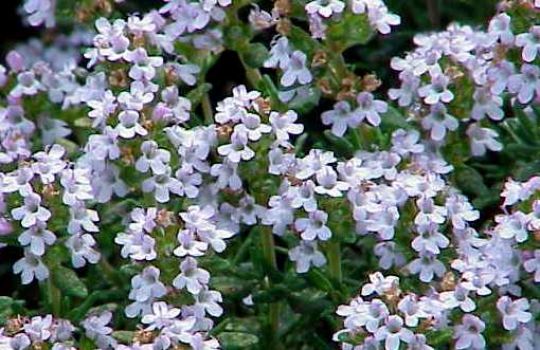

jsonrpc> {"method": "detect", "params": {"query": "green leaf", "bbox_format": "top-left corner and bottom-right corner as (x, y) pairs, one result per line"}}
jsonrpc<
(241, 43), (269, 69)
(52, 265), (88, 299)
(380, 106), (413, 132)
(218, 332), (259, 350)
(326, 12), (373, 52)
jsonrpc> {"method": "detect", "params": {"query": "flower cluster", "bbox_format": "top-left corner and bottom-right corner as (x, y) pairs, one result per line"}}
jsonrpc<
(0, 0), (539, 349)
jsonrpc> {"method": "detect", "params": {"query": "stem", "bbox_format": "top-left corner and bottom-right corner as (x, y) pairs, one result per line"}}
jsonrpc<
(202, 92), (214, 124)
(260, 228), (281, 346)
(426, 0), (440, 28)
(47, 277), (62, 316)
(327, 240), (342, 285)
(242, 59), (263, 89)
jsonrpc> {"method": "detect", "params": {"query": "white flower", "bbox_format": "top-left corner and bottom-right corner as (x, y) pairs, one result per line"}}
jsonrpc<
(418, 72), (454, 105)
(314, 167), (350, 197)
(23, 314), (53, 342)
(32, 144), (66, 184)
(488, 13), (514, 46)
(508, 64), (540, 104)
(142, 167), (184, 203)
(264, 37), (291, 69)
(496, 296), (532, 331)
(270, 110), (304, 145)
(355, 92), (388, 127)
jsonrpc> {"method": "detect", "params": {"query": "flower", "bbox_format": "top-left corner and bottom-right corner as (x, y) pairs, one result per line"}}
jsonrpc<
(407, 251), (446, 282)
(496, 296), (532, 331)
(295, 210), (332, 241)
(508, 64), (540, 104)
(142, 167), (184, 203)
(374, 315), (414, 350)
(173, 257), (210, 294)
(361, 272), (400, 296)
(217, 131), (255, 163)
(418, 71), (454, 105)
(515, 26), (540, 62)
(18, 221), (56, 256)
(11, 193), (51, 228)
(421, 103), (458, 141)
(288, 241), (326, 273)
(453, 314), (486, 350)
(65, 234), (101, 268)
(141, 302), (181, 330)
(13, 249), (49, 284)
(466, 124), (503, 156)
(82, 312), (117, 349)
(355, 92), (388, 127)
(305, 0), (345, 18)
(281, 51), (312, 87)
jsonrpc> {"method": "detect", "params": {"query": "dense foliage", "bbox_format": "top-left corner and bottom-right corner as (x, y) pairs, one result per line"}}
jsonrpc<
(0, 0), (539, 349)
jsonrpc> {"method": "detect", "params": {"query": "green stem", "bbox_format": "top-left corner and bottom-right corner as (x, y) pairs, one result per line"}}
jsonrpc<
(260, 228), (281, 346)
(202, 92), (214, 124)
(47, 277), (62, 316)
(327, 240), (342, 285)
(242, 58), (263, 89)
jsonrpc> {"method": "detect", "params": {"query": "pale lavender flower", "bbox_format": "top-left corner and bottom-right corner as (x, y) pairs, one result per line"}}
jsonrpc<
(142, 302), (181, 330)
(142, 167), (184, 203)
(508, 64), (540, 104)
(467, 124), (503, 156)
(494, 211), (528, 243)
(515, 26), (540, 62)
(116, 110), (147, 138)
(368, 4), (401, 35)
(471, 87), (504, 121)
(321, 101), (355, 137)
(173, 257), (210, 294)
(398, 295), (428, 327)
(388, 71), (420, 107)
(391, 129), (424, 157)
(23, 0), (55, 27)
(11, 193), (51, 228)
(374, 242), (405, 270)
(68, 202), (99, 234)
(355, 92), (388, 127)
(453, 314), (486, 350)
(523, 250), (540, 282)
(65, 233), (100, 268)
(270, 110), (304, 145)
(315, 167), (350, 197)
(281, 51), (312, 87)
(374, 315), (414, 350)
(32, 144), (66, 184)
(418, 72), (454, 105)
(18, 221), (56, 256)
(0, 166), (34, 196)
(407, 251), (446, 282)
(217, 131), (255, 163)
(115, 230), (157, 261)
(125, 47), (163, 82)
(288, 180), (318, 213)
(264, 37), (291, 69)
(13, 249), (49, 284)
(305, 0), (345, 18)
(24, 314), (53, 342)
(496, 296), (532, 331)
(421, 103), (458, 141)
(87, 90), (117, 128)
(361, 272), (400, 296)
(288, 240), (326, 273)
(445, 194), (479, 230)
(411, 224), (449, 255)
(440, 284), (476, 312)
(174, 230), (208, 257)
(117, 81), (154, 111)
(295, 209), (332, 241)
(136, 141), (171, 175)
(82, 311), (117, 349)
(488, 13), (514, 45)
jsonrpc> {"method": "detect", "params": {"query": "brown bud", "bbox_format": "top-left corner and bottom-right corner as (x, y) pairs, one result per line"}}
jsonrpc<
(440, 271), (457, 291)
(361, 74), (381, 92)
(42, 184), (60, 200)
(156, 209), (175, 227)
(133, 329), (156, 344)
(417, 317), (435, 333)
(32, 343), (46, 350)
(276, 18), (291, 36)
(255, 97), (272, 115)
(109, 69), (128, 88)
(5, 316), (25, 335)
(75, 7), (92, 23)
(132, 35), (146, 48)
(534, 230), (540, 242)
(312, 50), (328, 68)
(120, 146), (135, 165)
(216, 124), (233, 140)
(95, 0), (113, 14)
(165, 65), (180, 86)
(274, 0), (291, 16)
(444, 66), (464, 80)
(317, 78), (333, 96)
